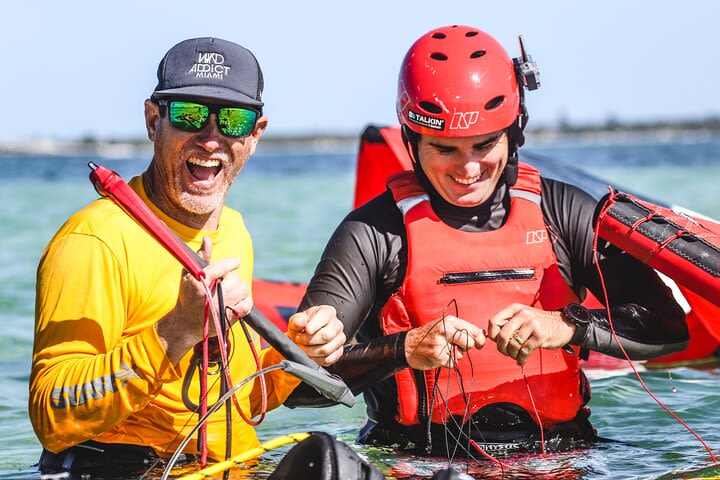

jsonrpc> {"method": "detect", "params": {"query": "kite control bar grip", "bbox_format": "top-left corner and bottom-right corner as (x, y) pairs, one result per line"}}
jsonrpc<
(87, 162), (355, 407)
(279, 360), (355, 408)
(241, 309), (355, 407)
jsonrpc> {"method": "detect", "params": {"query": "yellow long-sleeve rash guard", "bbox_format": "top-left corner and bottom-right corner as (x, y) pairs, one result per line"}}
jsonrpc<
(30, 176), (300, 459)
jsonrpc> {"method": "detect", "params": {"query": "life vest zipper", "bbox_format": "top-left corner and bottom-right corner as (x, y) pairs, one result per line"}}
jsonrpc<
(438, 268), (535, 284)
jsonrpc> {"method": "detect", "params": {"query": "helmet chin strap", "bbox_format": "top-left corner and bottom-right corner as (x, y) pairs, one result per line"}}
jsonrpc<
(504, 105), (529, 186)
(504, 154), (519, 187)
(400, 124), (438, 194)
(400, 124), (420, 164)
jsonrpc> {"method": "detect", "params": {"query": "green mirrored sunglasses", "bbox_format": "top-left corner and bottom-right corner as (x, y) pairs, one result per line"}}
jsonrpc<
(158, 100), (259, 138)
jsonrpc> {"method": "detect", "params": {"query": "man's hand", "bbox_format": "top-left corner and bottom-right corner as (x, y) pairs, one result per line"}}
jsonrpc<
(405, 316), (486, 370)
(487, 303), (575, 367)
(287, 306), (346, 366)
(156, 236), (252, 364)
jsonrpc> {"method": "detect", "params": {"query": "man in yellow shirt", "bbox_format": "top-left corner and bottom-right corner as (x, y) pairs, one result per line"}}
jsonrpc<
(30, 37), (346, 475)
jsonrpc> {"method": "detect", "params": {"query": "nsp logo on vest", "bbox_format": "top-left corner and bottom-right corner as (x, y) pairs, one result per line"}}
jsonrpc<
(526, 230), (548, 245)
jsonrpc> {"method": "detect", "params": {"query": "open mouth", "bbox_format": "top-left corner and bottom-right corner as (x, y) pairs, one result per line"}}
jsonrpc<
(186, 157), (222, 182)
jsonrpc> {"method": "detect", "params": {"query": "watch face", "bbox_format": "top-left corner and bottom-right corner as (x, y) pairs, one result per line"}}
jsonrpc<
(567, 303), (591, 324)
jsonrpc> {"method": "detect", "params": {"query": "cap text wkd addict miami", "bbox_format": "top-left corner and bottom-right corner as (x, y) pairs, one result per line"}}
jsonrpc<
(153, 37), (264, 109)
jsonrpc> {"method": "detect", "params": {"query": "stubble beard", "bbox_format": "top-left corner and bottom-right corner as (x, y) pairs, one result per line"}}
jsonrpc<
(175, 177), (232, 215)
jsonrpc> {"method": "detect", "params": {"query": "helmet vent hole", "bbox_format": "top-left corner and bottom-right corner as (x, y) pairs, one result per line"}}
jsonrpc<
(430, 52), (448, 61)
(466, 31), (479, 37)
(470, 50), (486, 59)
(432, 33), (446, 39)
(484, 96), (505, 111)
(419, 101), (443, 114)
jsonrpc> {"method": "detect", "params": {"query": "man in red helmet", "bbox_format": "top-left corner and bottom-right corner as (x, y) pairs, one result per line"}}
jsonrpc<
(286, 26), (688, 454)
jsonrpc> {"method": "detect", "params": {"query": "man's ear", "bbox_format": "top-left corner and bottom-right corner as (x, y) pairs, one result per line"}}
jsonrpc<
(247, 115), (268, 155)
(144, 100), (161, 142)
(253, 116), (268, 139)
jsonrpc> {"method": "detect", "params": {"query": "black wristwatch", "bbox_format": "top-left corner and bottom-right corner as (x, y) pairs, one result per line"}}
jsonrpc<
(561, 303), (592, 352)
(563, 303), (592, 327)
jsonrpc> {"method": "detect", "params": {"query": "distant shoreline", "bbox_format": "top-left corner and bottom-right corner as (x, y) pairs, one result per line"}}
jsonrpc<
(2, 117), (719, 157)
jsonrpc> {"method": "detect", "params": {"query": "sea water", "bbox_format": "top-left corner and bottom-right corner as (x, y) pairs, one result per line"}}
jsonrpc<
(2, 136), (720, 479)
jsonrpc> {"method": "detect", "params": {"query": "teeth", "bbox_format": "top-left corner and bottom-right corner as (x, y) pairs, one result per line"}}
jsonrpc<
(187, 157), (221, 168)
(451, 174), (481, 185)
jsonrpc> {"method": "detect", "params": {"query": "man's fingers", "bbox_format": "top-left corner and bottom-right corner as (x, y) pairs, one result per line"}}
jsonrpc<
(506, 328), (538, 363)
(511, 325), (534, 348)
(295, 318), (344, 346)
(516, 346), (531, 366)
(303, 306), (336, 335)
(448, 326), (485, 351)
(288, 306), (340, 337)
(487, 303), (525, 341)
(305, 313), (331, 336)
(516, 335), (539, 366)
(287, 311), (309, 333)
(446, 347), (464, 367)
(224, 277), (249, 300)
(286, 305), (344, 367)
(305, 331), (347, 358)
(439, 316), (484, 349)
(203, 257), (241, 281)
(487, 311), (510, 341)
(505, 331), (524, 359)
(230, 296), (253, 320)
(406, 315), (490, 370)
(494, 314), (526, 355)
(315, 346), (344, 367)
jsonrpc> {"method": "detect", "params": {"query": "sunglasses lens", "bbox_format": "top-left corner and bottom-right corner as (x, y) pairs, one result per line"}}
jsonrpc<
(168, 101), (209, 131)
(218, 108), (258, 137)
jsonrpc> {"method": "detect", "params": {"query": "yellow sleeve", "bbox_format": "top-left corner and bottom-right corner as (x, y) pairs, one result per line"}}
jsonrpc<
(30, 233), (180, 453)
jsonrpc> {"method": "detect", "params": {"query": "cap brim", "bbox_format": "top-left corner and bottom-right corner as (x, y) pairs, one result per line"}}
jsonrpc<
(153, 86), (263, 108)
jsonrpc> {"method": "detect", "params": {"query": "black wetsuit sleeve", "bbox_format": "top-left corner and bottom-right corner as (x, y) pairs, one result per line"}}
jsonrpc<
(541, 177), (689, 359)
(284, 333), (408, 407)
(296, 191), (404, 340)
(285, 192), (409, 407)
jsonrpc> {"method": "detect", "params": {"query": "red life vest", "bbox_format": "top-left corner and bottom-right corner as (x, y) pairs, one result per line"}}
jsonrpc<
(381, 164), (584, 428)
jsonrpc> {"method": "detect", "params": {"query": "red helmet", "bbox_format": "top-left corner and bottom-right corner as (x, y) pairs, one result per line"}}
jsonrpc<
(397, 26), (524, 137)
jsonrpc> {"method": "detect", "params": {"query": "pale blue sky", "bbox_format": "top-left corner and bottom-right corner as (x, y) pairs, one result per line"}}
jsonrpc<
(3, 1), (717, 140)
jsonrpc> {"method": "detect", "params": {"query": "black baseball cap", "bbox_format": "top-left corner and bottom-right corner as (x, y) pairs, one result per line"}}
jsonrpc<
(153, 37), (264, 109)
